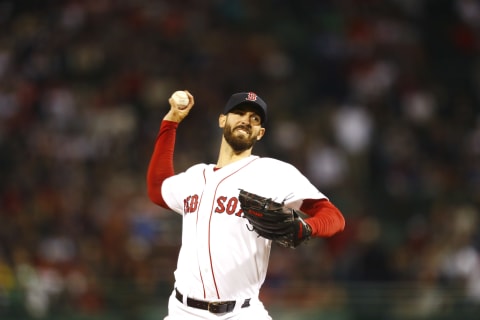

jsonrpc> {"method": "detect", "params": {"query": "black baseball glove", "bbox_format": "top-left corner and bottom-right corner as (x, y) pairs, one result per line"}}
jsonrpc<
(238, 189), (312, 248)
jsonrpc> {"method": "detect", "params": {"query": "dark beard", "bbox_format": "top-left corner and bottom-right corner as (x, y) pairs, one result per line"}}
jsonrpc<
(223, 123), (257, 152)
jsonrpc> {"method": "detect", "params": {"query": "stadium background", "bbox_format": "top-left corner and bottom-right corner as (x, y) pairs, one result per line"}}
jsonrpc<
(0, 0), (479, 319)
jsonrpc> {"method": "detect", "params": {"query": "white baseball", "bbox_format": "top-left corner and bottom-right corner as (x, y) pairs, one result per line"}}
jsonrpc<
(171, 90), (189, 109)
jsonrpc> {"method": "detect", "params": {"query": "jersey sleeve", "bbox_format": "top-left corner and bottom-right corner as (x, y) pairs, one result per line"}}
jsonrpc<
(272, 159), (327, 207)
(161, 164), (207, 214)
(160, 173), (185, 214)
(259, 158), (345, 238)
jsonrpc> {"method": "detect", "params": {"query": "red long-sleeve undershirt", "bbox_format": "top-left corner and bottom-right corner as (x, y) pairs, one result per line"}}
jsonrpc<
(301, 199), (345, 237)
(146, 120), (345, 237)
(146, 120), (177, 209)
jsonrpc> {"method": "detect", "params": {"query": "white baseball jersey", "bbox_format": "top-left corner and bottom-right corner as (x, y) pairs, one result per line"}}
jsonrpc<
(161, 155), (326, 302)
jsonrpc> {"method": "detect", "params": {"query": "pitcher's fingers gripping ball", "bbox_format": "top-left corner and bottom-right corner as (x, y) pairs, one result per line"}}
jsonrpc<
(238, 189), (312, 248)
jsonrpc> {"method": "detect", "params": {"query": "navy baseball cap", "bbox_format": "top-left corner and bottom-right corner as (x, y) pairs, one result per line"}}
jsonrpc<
(223, 92), (267, 124)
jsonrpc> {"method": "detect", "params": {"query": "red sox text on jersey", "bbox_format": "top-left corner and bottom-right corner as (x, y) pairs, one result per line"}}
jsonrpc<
(184, 195), (243, 217)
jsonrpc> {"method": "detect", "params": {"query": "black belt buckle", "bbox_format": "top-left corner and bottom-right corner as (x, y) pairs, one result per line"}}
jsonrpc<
(208, 301), (235, 313)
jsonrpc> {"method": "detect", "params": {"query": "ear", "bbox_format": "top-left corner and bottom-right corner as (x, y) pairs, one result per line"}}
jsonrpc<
(218, 114), (226, 128)
(256, 127), (266, 140)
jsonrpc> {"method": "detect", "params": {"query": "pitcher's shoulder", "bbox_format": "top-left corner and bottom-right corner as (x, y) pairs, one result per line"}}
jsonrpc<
(184, 163), (213, 173)
(254, 157), (296, 170)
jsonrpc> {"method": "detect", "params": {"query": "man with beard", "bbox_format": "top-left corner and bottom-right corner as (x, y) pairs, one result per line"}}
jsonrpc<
(146, 91), (345, 319)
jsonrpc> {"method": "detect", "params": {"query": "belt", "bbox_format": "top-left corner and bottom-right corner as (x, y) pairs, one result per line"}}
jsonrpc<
(175, 288), (250, 314)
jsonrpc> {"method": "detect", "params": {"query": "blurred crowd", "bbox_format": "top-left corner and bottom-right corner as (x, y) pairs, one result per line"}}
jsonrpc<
(0, 0), (480, 319)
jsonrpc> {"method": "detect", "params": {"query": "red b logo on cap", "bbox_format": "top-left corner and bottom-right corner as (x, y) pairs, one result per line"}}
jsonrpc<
(246, 92), (257, 101)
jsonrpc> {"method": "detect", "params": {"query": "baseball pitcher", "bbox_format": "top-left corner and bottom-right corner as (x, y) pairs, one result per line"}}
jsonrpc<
(147, 90), (345, 319)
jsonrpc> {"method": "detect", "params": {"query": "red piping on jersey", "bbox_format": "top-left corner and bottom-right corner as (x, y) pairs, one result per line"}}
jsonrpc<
(196, 168), (207, 298)
(206, 157), (260, 299)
